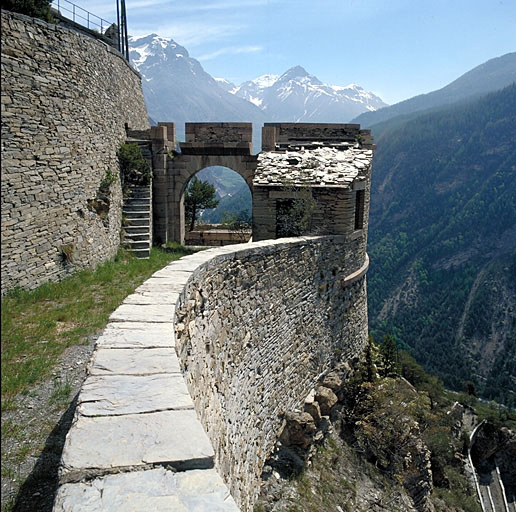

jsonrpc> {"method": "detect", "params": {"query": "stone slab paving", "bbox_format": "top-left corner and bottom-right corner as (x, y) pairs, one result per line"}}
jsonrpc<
(123, 292), (179, 305)
(54, 251), (240, 511)
(60, 410), (214, 475)
(78, 374), (194, 416)
(89, 348), (180, 375)
(54, 468), (239, 512)
(109, 303), (176, 323)
(96, 325), (175, 349)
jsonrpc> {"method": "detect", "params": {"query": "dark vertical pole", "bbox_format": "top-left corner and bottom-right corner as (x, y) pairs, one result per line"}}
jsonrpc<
(122, 0), (129, 61)
(116, 0), (121, 52)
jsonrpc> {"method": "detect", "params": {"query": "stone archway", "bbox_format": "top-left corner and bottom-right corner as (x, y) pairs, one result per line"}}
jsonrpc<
(168, 123), (258, 244)
(180, 165), (253, 246)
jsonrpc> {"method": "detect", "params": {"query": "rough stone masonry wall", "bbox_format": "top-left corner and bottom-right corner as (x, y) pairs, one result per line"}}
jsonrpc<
(1, 10), (150, 295)
(175, 235), (369, 510)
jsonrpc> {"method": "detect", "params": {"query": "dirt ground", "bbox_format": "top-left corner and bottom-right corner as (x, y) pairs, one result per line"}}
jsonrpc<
(1, 335), (97, 512)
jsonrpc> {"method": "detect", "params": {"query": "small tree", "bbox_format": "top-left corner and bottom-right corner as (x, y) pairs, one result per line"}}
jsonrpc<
(185, 177), (219, 231)
(381, 334), (400, 377)
(221, 210), (252, 241)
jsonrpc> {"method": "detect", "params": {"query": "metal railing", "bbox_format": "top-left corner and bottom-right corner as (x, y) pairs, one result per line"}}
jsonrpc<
(50, 0), (129, 61)
(51, 0), (113, 34)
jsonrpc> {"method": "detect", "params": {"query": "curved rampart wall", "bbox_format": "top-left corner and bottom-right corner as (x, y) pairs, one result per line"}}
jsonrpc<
(175, 235), (369, 510)
(1, 10), (150, 294)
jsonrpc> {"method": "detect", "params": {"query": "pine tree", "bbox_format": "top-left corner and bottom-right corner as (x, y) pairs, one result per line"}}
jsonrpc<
(381, 334), (399, 377)
(185, 177), (219, 231)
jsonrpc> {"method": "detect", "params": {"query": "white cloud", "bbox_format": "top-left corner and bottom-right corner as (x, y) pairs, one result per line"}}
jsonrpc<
(197, 45), (263, 61)
(172, 0), (269, 12)
(151, 19), (245, 47)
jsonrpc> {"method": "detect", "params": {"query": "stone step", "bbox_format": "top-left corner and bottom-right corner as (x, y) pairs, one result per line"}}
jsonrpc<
(123, 203), (150, 212)
(123, 210), (150, 219)
(125, 189), (151, 199)
(124, 219), (149, 228)
(128, 186), (151, 192)
(125, 232), (149, 242)
(126, 240), (150, 250)
(59, 410), (215, 481)
(125, 196), (150, 204)
(53, 468), (239, 511)
(124, 226), (149, 235)
(129, 248), (150, 258)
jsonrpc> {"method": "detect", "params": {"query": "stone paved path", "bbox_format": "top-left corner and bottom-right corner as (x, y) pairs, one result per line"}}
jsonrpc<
(53, 249), (239, 511)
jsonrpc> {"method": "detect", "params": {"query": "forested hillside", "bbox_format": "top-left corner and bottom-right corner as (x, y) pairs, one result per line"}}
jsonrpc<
(194, 166), (251, 224)
(353, 52), (516, 128)
(367, 84), (516, 405)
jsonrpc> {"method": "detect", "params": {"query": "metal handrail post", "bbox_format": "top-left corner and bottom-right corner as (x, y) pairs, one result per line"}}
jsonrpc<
(116, 0), (121, 52)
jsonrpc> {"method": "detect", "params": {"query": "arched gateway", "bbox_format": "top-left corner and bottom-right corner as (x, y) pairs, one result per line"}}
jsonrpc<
(129, 122), (375, 246)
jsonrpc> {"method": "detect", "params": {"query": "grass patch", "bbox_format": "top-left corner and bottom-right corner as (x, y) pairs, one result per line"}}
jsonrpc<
(49, 379), (72, 409)
(1, 246), (191, 402)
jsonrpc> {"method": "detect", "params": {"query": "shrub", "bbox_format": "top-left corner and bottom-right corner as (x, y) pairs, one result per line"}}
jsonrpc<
(117, 143), (152, 188)
(1, 0), (52, 21)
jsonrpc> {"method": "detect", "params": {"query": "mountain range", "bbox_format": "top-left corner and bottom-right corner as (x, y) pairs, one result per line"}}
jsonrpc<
(128, 34), (387, 145)
(227, 65), (387, 122)
(128, 34), (266, 144)
(352, 51), (516, 128)
(367, 84), (516, 404)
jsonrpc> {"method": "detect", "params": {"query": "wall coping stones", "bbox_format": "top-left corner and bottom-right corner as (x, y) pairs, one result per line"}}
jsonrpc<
(54, 235), (367, 511)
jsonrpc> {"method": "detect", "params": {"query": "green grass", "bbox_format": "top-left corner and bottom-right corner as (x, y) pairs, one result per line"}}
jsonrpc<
(1, 246), (192, 403)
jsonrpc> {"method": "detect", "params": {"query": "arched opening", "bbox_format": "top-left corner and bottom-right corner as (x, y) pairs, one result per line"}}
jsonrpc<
(180, 166), (252, 247)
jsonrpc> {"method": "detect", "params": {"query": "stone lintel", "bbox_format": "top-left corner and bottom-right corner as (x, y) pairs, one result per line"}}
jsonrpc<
(179, 142), (252, 156)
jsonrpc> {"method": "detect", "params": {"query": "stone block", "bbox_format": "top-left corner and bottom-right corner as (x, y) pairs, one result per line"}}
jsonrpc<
(109, 303), (174, 323)
(53, 468), (238, 512)
(89, 347), (179, 375)
(78, 374), (193, 416)
(97, 325), (175, 348)
(60, 410), (215, 479)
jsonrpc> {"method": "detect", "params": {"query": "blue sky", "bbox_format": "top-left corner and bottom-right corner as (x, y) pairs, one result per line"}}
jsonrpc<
(85, 0), (515, 104)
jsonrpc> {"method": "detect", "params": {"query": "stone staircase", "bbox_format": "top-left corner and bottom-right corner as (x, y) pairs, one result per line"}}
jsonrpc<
(122, 185), (152, 258)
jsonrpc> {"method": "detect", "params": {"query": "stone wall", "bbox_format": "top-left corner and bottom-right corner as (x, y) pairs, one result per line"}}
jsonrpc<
(262, 122), (375, 150)
(1, 10), (150, 294)
(175, 235), (369, 510)
(185, 122), (253, 144)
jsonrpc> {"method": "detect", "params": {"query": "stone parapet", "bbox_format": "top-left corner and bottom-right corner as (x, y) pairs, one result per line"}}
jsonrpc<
(175, 235), (369, 509)
(53, 236), (368, 511)
(262, 122), (375, 150)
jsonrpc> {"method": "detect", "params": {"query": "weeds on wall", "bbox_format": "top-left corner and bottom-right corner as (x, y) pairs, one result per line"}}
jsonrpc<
(59, 243), (75, 266)
(99, 168), (118, 194)
(276, 180), (317, 238)
(87, 168), (118, 225)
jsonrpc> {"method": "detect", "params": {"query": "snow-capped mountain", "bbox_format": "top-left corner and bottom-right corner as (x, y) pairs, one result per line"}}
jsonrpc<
(230, 66), (387, 122)
(129, 34), (265, 142)
(128, 34), (386, 147)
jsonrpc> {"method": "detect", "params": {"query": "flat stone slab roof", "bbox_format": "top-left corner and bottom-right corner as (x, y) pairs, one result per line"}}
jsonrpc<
(254, 145), (373, 187)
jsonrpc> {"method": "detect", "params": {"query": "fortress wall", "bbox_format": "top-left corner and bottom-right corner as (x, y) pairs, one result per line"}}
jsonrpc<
(1, 10), (149, 295)
(175, 235), (369, 510)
